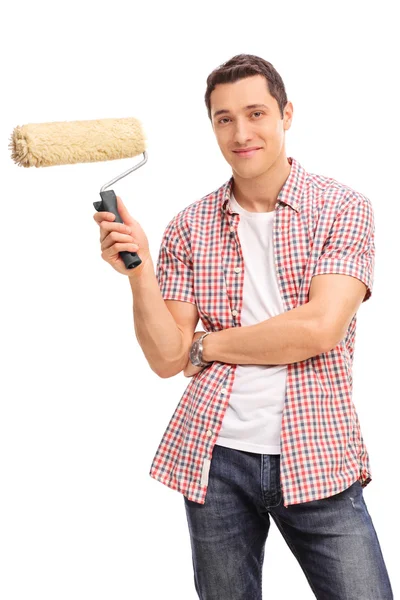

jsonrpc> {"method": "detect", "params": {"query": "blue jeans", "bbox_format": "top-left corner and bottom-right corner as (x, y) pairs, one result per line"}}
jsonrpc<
(183, 444), (393, 600)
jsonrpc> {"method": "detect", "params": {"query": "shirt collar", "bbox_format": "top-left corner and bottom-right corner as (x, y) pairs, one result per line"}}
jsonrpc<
(220, 156), (305, 215)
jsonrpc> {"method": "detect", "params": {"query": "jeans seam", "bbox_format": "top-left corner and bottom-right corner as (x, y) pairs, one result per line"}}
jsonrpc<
(261, 454), (282, 509)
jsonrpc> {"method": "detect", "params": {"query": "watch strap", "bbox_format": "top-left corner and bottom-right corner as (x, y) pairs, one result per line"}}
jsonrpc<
(198, 332), (212, 365)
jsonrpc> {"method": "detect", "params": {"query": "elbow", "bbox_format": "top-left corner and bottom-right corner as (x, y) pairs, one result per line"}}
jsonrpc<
(154, 360), (184, 379)
(153, 343), (188, 379)
(153, 365), (175, 379)
(149, 363), (173, 379)
(157, 370), (178, 379)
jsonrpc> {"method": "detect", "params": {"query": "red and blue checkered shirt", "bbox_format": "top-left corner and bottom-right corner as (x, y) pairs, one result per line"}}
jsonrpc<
(149, 156), (375, 507)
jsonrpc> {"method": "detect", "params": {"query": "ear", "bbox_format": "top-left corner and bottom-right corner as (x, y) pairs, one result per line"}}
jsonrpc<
(283, 101), (294, 130)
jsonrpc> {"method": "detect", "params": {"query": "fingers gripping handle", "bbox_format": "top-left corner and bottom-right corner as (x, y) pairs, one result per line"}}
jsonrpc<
(93, 190), (142, 270)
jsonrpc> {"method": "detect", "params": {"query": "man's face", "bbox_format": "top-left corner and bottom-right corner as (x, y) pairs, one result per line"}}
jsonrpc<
(210, 74), (293, 178)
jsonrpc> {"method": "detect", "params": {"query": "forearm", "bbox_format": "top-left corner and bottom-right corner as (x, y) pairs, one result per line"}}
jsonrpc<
(129, 258), (184, 377)
(202, 302), (330, 365)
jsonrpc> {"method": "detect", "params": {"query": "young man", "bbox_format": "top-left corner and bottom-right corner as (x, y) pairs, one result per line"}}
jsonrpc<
(151, 54), (394, 599)
(95, 54), (393, 599)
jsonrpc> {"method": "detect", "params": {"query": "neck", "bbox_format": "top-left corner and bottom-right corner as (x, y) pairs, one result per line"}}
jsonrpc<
(232, 153), (292, 212)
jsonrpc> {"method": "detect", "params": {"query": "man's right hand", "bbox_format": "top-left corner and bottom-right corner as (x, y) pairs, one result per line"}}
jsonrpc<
(93, 195), (152, 278)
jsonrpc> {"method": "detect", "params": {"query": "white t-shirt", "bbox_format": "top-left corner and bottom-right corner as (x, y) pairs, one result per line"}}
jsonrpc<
(215, 190), (288, 454)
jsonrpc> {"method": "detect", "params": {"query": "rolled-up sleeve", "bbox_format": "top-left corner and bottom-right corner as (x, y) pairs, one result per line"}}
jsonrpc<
(313, 196), (375, 302)
(156, 215), (196, 305)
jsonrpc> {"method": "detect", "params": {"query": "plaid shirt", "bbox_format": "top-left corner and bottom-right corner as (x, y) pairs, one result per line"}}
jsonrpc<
(149, 157), (375, 507)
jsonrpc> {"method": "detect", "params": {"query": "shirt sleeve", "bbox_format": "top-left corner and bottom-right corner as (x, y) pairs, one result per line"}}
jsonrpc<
(155, 215), (196, 305)
(312, 196), (375, 303)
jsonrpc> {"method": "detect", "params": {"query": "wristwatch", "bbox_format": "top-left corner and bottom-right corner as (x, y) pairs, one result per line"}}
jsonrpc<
(189, 332), (212, 367)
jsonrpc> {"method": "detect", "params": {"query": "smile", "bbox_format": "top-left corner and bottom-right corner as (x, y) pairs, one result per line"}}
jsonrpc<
(233, 148), (261, 158)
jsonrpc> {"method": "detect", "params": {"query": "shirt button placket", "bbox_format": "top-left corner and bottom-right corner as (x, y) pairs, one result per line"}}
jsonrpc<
(229, 222), (240, 321)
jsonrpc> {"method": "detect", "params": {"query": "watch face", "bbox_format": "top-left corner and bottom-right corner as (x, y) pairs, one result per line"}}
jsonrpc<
(190, 341), (200, 365)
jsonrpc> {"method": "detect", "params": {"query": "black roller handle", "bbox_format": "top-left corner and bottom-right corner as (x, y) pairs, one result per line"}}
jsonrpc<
(93, 189), (142, 270)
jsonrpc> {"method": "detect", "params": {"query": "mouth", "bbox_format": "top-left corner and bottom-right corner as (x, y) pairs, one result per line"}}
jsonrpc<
(233, 148), (262, 158)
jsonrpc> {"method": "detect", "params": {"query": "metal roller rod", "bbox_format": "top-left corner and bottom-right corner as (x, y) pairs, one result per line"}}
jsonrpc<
(100, 151), (148, 193)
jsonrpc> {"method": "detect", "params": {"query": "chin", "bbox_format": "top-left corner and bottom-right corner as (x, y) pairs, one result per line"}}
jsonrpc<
(232, 165), (266, 179)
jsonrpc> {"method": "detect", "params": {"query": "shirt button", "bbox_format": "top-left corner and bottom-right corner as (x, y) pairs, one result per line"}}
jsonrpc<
(234, 267), (241, 273)
(232, 309), (238, 317)
(229, 226), (235, 232)
(221, 388), (228, 394)
(206, 430), (213, 437)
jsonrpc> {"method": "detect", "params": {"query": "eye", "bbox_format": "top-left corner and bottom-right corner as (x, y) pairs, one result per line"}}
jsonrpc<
(217, 111), (264, 125)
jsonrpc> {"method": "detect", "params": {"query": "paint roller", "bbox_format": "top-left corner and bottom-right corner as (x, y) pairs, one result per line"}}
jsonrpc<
(9, 117), (148, 269)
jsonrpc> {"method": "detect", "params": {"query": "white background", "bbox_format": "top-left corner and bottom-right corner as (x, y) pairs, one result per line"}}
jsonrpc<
(1, 1), (398, 598)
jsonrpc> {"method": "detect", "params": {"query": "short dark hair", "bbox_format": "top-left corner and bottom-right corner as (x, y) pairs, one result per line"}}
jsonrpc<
(205, 54), (288, 121)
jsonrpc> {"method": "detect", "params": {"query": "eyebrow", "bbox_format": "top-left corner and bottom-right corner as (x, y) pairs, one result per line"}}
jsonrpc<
(213, 103), (270, 119)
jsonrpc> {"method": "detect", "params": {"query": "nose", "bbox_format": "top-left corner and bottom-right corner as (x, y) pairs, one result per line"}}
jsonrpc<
(233, 118), (255, 145)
